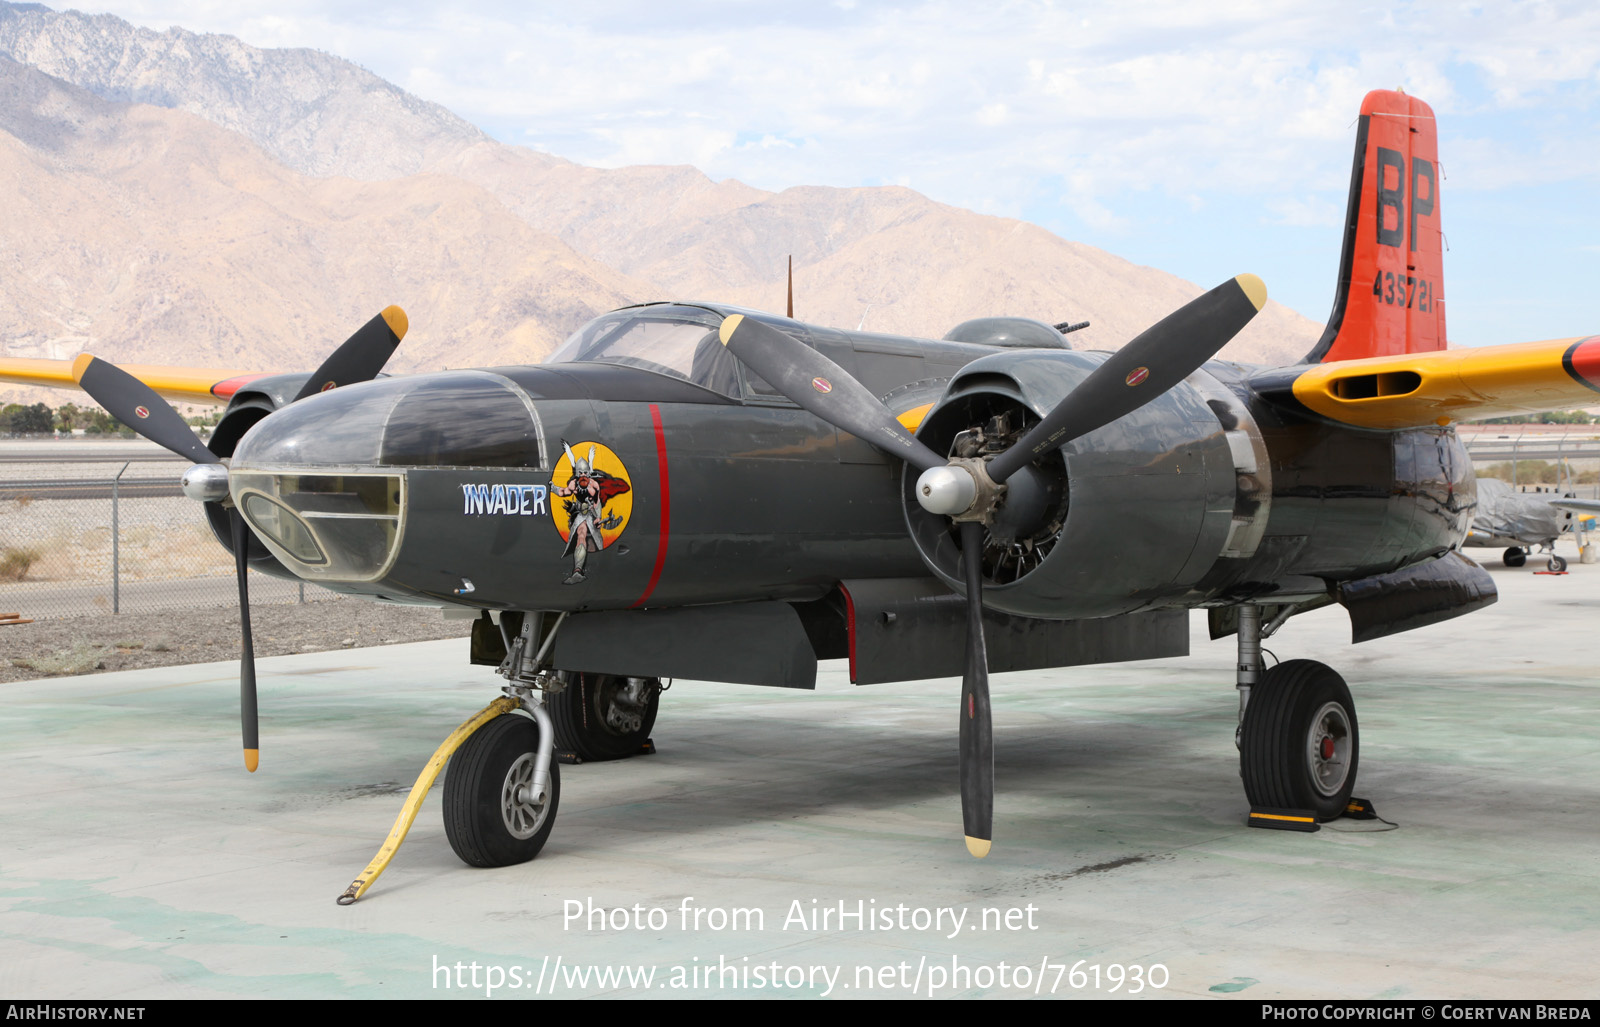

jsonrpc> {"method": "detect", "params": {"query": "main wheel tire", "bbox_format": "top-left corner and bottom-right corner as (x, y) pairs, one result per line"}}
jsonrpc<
(549, 672), (661, 761)
(443, 713), (559, 867)
(1504, 547), (1527, 567)
(1240, 659), (1359, 822)
(1549, 554), (1568, 572)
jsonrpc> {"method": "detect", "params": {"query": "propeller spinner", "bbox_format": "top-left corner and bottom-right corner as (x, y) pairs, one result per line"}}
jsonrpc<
(720, 274), (1266, 855)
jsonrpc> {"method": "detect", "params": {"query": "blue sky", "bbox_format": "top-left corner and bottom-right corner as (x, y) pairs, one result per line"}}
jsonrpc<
(77, 1), (1600, 347)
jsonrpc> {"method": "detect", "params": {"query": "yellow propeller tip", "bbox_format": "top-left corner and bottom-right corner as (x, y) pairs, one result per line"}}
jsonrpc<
(70, 354), (95, 383)
(380, 305), (409, 341)
(1235, 273), (1268, 312)
(718, 314), (744, 346)
(244, 749), (259, 773)
(964, 836), (991, 858)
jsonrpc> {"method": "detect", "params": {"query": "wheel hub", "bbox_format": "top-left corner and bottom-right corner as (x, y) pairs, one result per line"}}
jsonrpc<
(1306, 701), (1353, 798)
(501, 752), (550, 840)
(602, 677), (653, 734)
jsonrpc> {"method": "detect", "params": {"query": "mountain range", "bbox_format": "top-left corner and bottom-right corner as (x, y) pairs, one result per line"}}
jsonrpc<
(0, 1), (1321, 407)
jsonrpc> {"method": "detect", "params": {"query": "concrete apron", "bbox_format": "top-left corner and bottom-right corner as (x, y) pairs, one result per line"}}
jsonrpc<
(2, 544), (1598, 1000)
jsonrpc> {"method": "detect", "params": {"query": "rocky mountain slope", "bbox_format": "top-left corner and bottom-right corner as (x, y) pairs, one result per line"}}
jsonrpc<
(0, 1), (484, 179)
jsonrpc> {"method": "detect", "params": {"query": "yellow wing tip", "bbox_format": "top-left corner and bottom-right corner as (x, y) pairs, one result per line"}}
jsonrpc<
(1235, 273), (1268, 312)
(719, 314), (744, 345)
(964, 835), (991, 858)
(70, 354), (95, 383)
(380, 305), (408, 340)
(244, 749), (259, 773)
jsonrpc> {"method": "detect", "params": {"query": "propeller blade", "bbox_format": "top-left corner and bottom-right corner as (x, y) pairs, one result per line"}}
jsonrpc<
(986, 274), (1266, 484)
(719, 314), (947, 472)
(958, 520), (993, 857)
(230, 510), (259, 773)
(291, 305), (409, 402)
(71, 355), (218, 464)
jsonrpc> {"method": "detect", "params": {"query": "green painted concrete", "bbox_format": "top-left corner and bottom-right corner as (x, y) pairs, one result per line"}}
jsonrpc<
(3, 545), (1599, 999)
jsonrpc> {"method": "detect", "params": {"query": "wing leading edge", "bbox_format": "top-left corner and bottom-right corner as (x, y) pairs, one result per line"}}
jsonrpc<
(1280, 334), (1600, 430)
(0, 357), (267, 406)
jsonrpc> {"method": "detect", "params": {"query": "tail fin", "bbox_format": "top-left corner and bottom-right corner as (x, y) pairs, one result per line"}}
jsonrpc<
(1304, 89), (1446, 363)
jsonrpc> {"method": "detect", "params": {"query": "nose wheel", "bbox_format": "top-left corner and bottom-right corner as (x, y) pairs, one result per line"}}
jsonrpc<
(443, 712), (560, 867)
(1239, 659), (1359, 821)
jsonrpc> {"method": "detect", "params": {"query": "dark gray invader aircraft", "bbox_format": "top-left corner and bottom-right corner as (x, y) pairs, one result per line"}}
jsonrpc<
(8, 88), (1600, 872)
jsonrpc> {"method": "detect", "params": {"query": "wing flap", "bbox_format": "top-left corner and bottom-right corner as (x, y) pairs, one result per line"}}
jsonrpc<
(0, 357), (266, 405)
(1284, 335), (1600, 429)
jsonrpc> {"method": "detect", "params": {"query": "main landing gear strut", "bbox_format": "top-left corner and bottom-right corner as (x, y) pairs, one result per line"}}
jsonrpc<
(1231, 605), (1360, 822)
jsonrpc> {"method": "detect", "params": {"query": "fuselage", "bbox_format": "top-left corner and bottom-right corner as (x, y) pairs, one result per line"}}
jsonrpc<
(223, 302), (1475, 618)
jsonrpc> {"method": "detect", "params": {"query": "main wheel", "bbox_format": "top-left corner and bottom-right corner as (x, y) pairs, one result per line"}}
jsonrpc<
(1504, 547), (1527, 567)
(1548, 554), (1568, 572)
(444, 713), (559, 867)
(549, 672), (661, 761)
(1240, 660), (1359, 821)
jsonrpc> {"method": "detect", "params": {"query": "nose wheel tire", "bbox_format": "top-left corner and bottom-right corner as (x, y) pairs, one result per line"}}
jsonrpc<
(549, 672), (661, 761)
(1239, 659), (1359, 822)
(444, 713), (559, 867)
(1548, 554), (1568, 572)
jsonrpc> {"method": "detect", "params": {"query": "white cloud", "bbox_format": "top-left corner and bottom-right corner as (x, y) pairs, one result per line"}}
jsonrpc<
(73, 1), (1600, 225)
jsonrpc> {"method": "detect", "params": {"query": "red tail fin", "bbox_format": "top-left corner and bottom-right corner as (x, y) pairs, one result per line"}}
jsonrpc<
(1304, 89), (1447, 363)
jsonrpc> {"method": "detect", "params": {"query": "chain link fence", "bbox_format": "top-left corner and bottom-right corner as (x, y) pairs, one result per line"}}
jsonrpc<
(1, 457), (337, 619)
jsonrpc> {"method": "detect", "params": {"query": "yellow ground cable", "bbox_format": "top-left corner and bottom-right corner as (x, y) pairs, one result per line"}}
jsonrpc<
(336, 695), (520, 904)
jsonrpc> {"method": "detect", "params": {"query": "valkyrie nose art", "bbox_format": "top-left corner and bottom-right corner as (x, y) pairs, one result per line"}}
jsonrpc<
(229, 370), (544, 582)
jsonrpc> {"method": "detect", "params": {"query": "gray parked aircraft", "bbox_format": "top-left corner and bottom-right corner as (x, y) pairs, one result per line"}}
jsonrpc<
(1465, 478), (1586, 571)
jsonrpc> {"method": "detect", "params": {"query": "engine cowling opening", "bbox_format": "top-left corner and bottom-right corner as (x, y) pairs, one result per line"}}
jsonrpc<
(902, 349), (1249, 621)
(906, 389), (1069, 587)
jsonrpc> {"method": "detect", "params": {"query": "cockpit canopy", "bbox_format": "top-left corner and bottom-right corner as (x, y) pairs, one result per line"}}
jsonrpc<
(544, 303), (781, 400)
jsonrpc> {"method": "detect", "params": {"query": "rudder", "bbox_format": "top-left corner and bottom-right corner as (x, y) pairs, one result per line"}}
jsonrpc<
(1304, 89), (1446, 363)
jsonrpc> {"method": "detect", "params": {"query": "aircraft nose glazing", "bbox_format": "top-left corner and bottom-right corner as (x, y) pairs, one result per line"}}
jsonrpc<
(232, 370), (546, 472)
(229, 370), (547, 582)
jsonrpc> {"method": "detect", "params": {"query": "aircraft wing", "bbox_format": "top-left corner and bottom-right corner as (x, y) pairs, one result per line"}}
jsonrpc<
(1277, 335), (1600, 430)
(0, 357), (268, 406)
(1552, 498), (1600, 516)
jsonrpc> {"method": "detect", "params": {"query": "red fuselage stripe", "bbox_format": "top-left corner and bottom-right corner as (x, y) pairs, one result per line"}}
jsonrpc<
(632, 403), (671, 608)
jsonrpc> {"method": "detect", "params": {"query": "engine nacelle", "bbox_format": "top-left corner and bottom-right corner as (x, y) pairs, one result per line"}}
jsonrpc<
(903, 349), (1271, 620)
(200, 372), (317, 581)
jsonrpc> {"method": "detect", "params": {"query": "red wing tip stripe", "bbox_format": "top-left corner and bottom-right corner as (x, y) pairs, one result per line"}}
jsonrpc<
(211, 373), (273, 399)
(1561, 336), (1600, 396)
